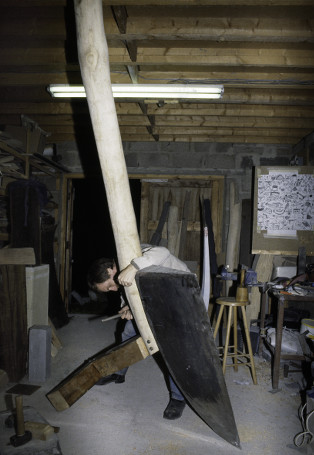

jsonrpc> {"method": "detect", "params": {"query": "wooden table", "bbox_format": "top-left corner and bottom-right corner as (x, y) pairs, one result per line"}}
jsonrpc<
(259, 288), (314, 390)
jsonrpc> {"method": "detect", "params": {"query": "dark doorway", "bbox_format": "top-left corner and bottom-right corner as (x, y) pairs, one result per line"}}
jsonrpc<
(70, 177), (141, 314)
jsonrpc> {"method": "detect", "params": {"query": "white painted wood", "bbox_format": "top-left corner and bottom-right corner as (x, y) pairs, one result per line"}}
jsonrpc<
(74, 0), (158, 354)
(201, 226), (210, 311)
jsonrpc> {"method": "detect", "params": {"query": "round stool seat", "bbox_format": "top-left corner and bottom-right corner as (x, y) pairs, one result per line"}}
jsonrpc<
(216, 297), (248, 307)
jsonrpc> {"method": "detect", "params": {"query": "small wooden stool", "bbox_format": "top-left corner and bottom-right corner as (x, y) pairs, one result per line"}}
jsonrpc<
(214, 297), (257, 384)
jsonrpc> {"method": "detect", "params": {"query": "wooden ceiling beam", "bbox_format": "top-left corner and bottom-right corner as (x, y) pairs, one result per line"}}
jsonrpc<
(147, 104), (314, 117)
(37, 128), (305, 145)
(119, 125), (312, 137)
(5, 112), (309, 129)
(119, 129), (307, 143)
(2, 102), (314, 119)
(3, 1), (314, 6)
(2, 43), (313, 68)
(102, 1), (314, 6)
(43, 131), (299, 145)
(1, 6), (313, 43)
(21, 123), (309, 137)
(132, 135), (297, 144)
(114, 45), (314, 67)
(42, 126), (305, 141)
(111, 6), (314, 43)
(154, 117), (313, 129)
(0, 68), (312, 90)
(111, 5), (128, 34)
(0, 3), (312, 147)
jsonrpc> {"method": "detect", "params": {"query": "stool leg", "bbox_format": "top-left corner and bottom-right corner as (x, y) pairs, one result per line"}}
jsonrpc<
(233, 306), (238, 372)
(241, 306), (257, 385)
(223, 306), (233, 374)
(213, 305), (224, 339)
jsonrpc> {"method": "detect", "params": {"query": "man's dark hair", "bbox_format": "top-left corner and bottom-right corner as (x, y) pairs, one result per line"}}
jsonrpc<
(87, 258), (115, 291)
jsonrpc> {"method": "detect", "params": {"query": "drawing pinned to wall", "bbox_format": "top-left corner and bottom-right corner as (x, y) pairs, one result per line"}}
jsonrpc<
(257, 171), (314, 236)
(252, 166), (314, 255)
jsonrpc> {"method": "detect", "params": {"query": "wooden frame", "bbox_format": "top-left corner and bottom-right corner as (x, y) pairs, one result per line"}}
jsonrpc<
(59, 173), (224, 309)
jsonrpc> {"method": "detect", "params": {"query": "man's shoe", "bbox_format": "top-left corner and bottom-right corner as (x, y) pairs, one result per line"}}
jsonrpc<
(95, 374), (125, 386)
(163, 399), (186, 420)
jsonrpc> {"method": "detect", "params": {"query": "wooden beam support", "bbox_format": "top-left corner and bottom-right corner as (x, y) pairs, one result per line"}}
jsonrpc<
(74, 0), (159, 354)
(111, 5), (128, 34)
(125, 40), (138, 62)
(126, 63), (139, 83)
(47, 336), (149, 411)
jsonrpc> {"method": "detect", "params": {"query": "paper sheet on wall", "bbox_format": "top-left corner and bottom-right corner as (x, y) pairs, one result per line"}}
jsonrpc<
(257, 171), (314, 236)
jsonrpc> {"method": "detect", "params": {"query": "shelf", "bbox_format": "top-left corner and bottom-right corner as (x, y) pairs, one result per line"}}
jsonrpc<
(0, 139), (69, 179)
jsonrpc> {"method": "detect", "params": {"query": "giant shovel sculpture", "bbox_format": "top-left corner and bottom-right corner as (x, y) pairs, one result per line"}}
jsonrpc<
(47, 0), (240, 448)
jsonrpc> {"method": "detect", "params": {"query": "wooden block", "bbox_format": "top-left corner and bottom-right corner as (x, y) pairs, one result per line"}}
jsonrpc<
(49, 318), (62, 350)
(24, 421), (54, 440)
(26, 265), (49, 328)
(51, 344), (59, 358)
(47, 336), (149, 411)
(0, 248), (35, 265)
(0, 265), (28, 382)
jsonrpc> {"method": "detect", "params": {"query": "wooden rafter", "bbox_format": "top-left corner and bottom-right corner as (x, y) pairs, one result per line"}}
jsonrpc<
(0, 1), (313, 144)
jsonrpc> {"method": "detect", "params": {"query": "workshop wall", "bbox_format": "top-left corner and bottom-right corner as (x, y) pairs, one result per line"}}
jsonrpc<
(57, 139), (309, 200)
(56, 138), (313, 269)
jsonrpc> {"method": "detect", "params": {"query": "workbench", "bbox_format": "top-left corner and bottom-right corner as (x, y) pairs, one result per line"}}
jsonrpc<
(259, 287), (314, 390)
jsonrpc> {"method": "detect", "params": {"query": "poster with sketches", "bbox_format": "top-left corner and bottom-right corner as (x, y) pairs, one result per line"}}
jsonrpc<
(257, 171), (314, 235)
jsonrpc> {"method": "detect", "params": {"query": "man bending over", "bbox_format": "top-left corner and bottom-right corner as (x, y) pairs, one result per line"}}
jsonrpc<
(87, 244), (190, 420)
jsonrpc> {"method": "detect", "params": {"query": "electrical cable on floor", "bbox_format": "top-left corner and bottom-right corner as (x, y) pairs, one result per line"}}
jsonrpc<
(294, 403), (314, 447)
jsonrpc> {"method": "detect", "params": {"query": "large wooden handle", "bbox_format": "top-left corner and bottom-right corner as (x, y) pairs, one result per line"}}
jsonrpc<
(74, 0), (158, 354)
(240, 269), (245, 287)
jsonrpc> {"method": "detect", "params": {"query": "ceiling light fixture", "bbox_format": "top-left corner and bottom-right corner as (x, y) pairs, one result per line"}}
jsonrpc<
(47, 84), (224, 100)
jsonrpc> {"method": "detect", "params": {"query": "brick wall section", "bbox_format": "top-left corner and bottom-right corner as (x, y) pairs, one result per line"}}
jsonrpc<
(123, 141), (294, 199)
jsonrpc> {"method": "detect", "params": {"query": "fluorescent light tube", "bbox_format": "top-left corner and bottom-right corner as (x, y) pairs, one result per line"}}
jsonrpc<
(47, 84), (224, 100)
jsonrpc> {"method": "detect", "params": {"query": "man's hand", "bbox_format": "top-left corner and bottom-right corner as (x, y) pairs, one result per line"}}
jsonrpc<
(119, 305), (133, 320)
(118, 264), (137, 287)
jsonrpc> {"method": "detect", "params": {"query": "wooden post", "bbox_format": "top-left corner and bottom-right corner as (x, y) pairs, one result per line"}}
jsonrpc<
(73, 0), (158, 354)
(246, 254), (274, 326)
(225, 181), (241, 295)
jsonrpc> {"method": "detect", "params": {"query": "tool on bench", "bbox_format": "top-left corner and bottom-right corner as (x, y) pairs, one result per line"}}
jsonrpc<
(236, 269), (248, 303)
(10, 395), (32, 447)
(101, 307), (132, 322)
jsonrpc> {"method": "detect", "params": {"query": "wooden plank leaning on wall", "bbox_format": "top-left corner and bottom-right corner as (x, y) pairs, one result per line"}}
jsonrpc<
(0, 248), (36, 382)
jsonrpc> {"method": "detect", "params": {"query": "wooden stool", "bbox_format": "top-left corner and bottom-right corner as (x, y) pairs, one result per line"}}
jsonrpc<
(214, 297), (257, 384)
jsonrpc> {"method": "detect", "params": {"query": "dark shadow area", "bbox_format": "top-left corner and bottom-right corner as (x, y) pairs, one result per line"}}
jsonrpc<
(70, 177), (142, 315)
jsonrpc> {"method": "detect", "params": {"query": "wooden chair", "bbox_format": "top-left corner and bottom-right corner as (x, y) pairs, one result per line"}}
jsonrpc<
(213, 297), (257, 384)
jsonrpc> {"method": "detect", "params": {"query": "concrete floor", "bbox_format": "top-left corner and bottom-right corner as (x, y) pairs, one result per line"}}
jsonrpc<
(0, 313), (313, 455)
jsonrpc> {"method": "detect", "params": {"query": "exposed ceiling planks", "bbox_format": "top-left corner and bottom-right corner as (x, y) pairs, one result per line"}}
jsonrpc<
(0, 1), (313, 145)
